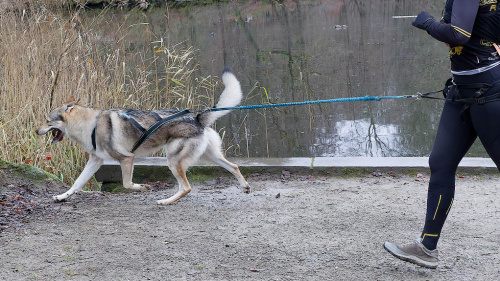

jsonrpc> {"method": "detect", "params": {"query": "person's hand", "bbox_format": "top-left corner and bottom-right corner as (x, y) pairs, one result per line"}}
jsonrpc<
(412, 11), (434, 30)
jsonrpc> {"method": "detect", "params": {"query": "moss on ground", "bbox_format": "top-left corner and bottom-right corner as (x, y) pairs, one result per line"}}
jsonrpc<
(0, 158), (60, 183)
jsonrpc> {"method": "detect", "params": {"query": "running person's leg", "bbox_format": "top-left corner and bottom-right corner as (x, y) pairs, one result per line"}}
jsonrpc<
(422, 68), (500, 250)
(420, 89), (478, 251)
(384, 86), (477, 268)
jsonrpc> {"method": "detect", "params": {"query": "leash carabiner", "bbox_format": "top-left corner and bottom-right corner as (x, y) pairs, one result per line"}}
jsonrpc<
(416, 90), (445, 100)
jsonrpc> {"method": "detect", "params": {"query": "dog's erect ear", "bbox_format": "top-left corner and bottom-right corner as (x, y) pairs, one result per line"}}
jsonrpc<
(64, 96), (76, 112)
(66, 96), (75, 104)
(65, 102), (75, 112)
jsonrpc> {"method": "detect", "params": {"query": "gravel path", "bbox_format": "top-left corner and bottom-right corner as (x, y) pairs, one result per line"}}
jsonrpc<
(1, 171), (499, 280)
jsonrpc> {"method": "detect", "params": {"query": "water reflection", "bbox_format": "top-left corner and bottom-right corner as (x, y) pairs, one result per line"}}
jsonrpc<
(83, 0), (487, 157)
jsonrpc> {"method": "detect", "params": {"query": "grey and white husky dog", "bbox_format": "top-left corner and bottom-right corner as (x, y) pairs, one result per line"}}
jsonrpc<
(36, 67), (250, 204)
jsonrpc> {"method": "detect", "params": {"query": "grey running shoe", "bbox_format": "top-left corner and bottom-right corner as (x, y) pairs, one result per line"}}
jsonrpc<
(383, 239), (439, 269)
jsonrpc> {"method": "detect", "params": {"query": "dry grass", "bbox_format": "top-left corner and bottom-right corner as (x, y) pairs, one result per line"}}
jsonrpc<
(0, 2), (218, 188)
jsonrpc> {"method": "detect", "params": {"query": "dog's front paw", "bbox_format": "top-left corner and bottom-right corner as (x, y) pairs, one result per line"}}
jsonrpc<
(53, 194), (67, 203)
(243, 185), (251, 194)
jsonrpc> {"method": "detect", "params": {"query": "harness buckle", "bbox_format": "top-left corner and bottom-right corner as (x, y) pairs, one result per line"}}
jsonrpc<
(477, 97), (486, 105)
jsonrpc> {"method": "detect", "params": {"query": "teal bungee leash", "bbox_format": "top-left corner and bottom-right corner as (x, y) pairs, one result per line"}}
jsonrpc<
(121, 89), (443, 152)
(207, 89), (443, 112)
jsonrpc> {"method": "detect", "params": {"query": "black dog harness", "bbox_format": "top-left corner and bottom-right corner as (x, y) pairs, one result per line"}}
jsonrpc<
(91, 109), (190, 152)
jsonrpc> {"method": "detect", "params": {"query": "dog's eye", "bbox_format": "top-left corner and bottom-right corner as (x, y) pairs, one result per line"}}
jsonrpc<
(47, 115), (63, 122)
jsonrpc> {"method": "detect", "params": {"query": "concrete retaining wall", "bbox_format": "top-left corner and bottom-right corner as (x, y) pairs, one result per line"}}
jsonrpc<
(94, 157), (498, 184)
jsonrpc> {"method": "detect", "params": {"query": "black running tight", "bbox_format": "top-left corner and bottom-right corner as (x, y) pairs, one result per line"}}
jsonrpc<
(421, 66), (500, 250)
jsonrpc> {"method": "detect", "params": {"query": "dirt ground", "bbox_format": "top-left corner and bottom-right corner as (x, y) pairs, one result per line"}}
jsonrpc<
(1, 166), (500, 281)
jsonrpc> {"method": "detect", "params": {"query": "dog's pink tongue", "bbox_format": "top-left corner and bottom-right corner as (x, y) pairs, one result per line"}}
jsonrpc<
(52, 130), (63, 142)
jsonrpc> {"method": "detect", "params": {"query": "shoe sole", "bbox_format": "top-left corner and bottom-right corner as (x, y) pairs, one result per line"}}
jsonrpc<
(383, 242), (438, 269)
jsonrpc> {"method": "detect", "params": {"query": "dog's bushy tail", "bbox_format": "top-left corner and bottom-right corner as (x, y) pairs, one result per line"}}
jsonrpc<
(197, 67), (243, 127)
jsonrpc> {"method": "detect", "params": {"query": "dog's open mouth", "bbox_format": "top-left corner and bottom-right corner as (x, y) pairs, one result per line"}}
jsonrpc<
(50, 128), (64, 144)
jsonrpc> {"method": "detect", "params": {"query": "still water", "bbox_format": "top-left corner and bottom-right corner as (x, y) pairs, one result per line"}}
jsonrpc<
(86, 0), (489, 158)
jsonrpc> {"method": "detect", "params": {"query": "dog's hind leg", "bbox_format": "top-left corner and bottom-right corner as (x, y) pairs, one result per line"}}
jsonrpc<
(119, 156), (148, 191)
(157, 138), (205, 205)
(156, 160), (192, 205)
(203, 148), (250, 193)
(203, 128), (250, 193)
(53, 155), (104, 202)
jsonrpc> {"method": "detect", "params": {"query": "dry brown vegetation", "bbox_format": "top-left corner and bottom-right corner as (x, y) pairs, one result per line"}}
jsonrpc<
(0, 1), (218, 188)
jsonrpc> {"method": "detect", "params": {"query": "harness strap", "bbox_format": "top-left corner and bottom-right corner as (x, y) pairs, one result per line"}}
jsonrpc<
(118, 112), (145, 132)
(91, 113), (102, 150)
(457, 92), (500, 105)
(91, 127), (97, 150)
(151, 111), (162, 121)
(456, 83), (492, 90)
(131, 109), (190, 153)
(418, 89), (446, 100)
(455, 80), (500, 121)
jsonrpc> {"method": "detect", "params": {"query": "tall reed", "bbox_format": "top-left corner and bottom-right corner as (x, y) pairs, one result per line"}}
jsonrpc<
(0, 2), (218, 189)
